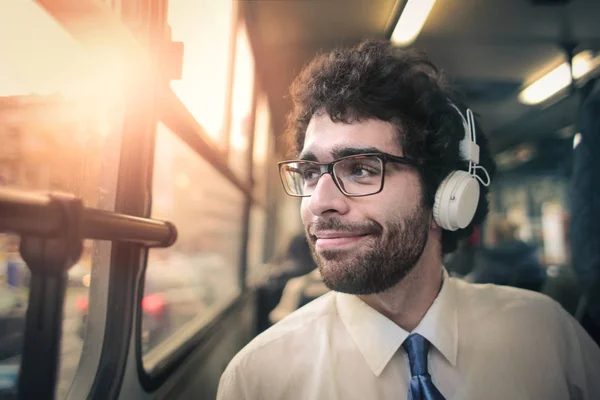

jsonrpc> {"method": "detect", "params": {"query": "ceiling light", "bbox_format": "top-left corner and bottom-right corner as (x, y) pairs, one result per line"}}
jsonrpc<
(518, 51), (598, 105)
(391, 0), (436, 47)
(573, 133), (582, 149)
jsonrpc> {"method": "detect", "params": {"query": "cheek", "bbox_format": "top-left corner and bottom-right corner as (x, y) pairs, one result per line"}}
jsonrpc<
(300, 198), (311, 223)
(376, 176), (423, 217)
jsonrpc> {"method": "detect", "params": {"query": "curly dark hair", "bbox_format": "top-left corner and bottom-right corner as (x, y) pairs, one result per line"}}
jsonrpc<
(285, 39), (497, 254)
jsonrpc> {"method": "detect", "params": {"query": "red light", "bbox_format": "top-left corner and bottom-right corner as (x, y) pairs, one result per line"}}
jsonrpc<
(142, 294), (164, 313)
(76, 296), (88, 311)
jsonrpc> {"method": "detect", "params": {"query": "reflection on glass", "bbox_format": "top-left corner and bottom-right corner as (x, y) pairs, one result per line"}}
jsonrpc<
(143, 123), (243, 367)
(252, 92), (271, 201)
(0, 2), (125, 397)
(168, 0), (234, 142)
(246, 206), (267, 286)
(228, 20), (256, 180)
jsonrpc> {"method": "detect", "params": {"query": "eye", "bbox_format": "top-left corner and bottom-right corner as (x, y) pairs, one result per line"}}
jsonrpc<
(334, 157), (382, 185)
(347, 160), (380, 180)
(351, 164), (377, 178)
(302, 167), (321, 183)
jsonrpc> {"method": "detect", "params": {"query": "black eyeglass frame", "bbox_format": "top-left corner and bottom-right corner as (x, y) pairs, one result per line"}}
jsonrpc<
(277, 152), (420, 198)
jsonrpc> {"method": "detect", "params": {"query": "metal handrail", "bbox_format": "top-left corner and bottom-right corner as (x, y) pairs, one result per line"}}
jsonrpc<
(0, 187), (177, 400)
(0, 188), (177, 247)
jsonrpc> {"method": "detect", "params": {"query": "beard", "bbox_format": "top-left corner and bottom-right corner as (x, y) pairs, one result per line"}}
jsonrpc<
(306, 206), (430, 295)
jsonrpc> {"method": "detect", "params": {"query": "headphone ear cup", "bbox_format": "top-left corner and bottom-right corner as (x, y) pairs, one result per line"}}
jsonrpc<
(433, 171), (480, 231)
(433, 174), (451, 230)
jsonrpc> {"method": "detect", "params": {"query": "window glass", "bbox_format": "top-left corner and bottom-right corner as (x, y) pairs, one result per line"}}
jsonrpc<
(252, 92), (271, 202)
(246, 206), (267, 286)
(246, 92), (271, 285)
(168, 0), (234, 143)
(228, 20), (256, 181)
(0, 2), (124, 398)
(143, 123), (243, 370)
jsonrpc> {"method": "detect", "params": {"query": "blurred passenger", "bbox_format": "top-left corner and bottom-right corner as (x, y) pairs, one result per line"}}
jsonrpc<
(543, 264), (581, 316)
(255, 233), (318, 333)
(467, 217), (546, 292)
(218, 40), (600, 400)
(570, 79), (600, 345)
(443, 225), (480, 277)
(541, 211), (582, 316)
(268, 267), (328, 324)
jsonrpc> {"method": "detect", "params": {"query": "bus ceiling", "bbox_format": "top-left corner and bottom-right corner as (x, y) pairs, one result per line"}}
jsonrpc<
(242, 0), (599, 157)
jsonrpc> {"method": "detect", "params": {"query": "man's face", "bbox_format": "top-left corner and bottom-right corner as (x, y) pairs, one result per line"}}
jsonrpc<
(300, 113), (431, 295)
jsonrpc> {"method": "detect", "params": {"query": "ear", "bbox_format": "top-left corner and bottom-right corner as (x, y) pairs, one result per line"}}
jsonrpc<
(429, 211), (440, 230)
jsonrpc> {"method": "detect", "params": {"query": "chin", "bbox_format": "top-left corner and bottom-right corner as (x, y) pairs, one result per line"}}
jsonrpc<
(316, 255), (418, 295)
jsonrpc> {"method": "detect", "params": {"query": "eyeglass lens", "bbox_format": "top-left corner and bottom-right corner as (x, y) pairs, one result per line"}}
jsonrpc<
(281, 155), (384, 196)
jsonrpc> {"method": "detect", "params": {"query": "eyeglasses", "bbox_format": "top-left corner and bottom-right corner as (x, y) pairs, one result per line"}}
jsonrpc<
(278, 152), (419, 197)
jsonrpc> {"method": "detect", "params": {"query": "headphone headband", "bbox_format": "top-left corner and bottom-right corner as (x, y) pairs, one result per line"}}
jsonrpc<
(448, 103), (490, 187)
(432, 102), (492, 231)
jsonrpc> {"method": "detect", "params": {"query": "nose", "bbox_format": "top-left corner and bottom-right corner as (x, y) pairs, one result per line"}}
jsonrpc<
(305, 173), (350, 216)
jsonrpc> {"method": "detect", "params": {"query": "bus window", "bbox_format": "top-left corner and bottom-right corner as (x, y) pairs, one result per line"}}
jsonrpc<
(245, 91), (272, 285)
(0, 2), (124, 397)
(228, 20), (256, 181)
(252, 92), (272, 203)
(168, 0), (235, 145)
(142, 122), (243, 372)
(247, 206), (268, 286)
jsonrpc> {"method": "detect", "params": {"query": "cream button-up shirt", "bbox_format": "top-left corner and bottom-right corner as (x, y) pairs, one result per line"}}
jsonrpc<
(217, 270), (600, 399)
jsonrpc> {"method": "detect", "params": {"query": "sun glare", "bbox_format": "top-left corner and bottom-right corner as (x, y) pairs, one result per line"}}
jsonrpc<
(167, 0), (234, 143)
(230, 20), (255, 152)
(0, 1), (142, 116)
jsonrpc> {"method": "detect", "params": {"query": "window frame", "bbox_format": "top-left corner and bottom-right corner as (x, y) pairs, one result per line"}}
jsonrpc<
(137, 119), (249, 384)
(135, 2), (266, 390)
(2, 2), (159, 400)
(20, 0), (273, 395)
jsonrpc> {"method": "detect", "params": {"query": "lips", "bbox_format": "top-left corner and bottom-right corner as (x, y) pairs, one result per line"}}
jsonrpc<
(314, 231), (368, 239)
(308, 218), (381, 250)
(312, 230), (371, 250)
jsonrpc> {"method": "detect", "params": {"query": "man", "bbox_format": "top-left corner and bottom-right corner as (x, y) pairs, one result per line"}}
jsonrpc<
(218, 40), (600, 399)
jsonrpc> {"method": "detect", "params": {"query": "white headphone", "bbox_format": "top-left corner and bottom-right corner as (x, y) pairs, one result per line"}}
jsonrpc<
(432, 104), (491, 231)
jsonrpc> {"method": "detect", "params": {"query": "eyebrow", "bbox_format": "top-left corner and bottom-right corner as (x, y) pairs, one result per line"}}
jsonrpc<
(298, 146), (386, 162)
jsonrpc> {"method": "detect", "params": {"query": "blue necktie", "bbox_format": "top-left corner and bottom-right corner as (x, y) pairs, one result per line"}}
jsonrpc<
(402, 333), (446, 400)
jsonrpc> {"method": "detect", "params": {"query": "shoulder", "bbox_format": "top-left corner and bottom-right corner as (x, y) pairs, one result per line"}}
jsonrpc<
(224, 291), (338, 371)
(453, 275), (549, 301)
(450, 279), (600, 398)
(451, 278), (581, 364)
(451, 277), (564, 326)
(218, 292), (339, 398)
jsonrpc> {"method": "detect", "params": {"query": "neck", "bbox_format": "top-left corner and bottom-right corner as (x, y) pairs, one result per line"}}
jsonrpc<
(358, 229), (443, 332)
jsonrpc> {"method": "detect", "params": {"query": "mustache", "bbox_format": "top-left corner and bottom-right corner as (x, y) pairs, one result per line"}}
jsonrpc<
(308, 217), (382, 237)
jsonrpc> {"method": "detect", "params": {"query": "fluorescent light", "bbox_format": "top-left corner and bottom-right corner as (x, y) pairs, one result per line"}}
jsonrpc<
(573, 133), (582, 149)
(518, 51), (598, 105)
(391, 0), (436, 47)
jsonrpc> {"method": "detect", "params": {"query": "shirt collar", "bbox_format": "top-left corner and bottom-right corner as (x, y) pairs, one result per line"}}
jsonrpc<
(336, 268), (458, 377)
(412, 268), (458, 367)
